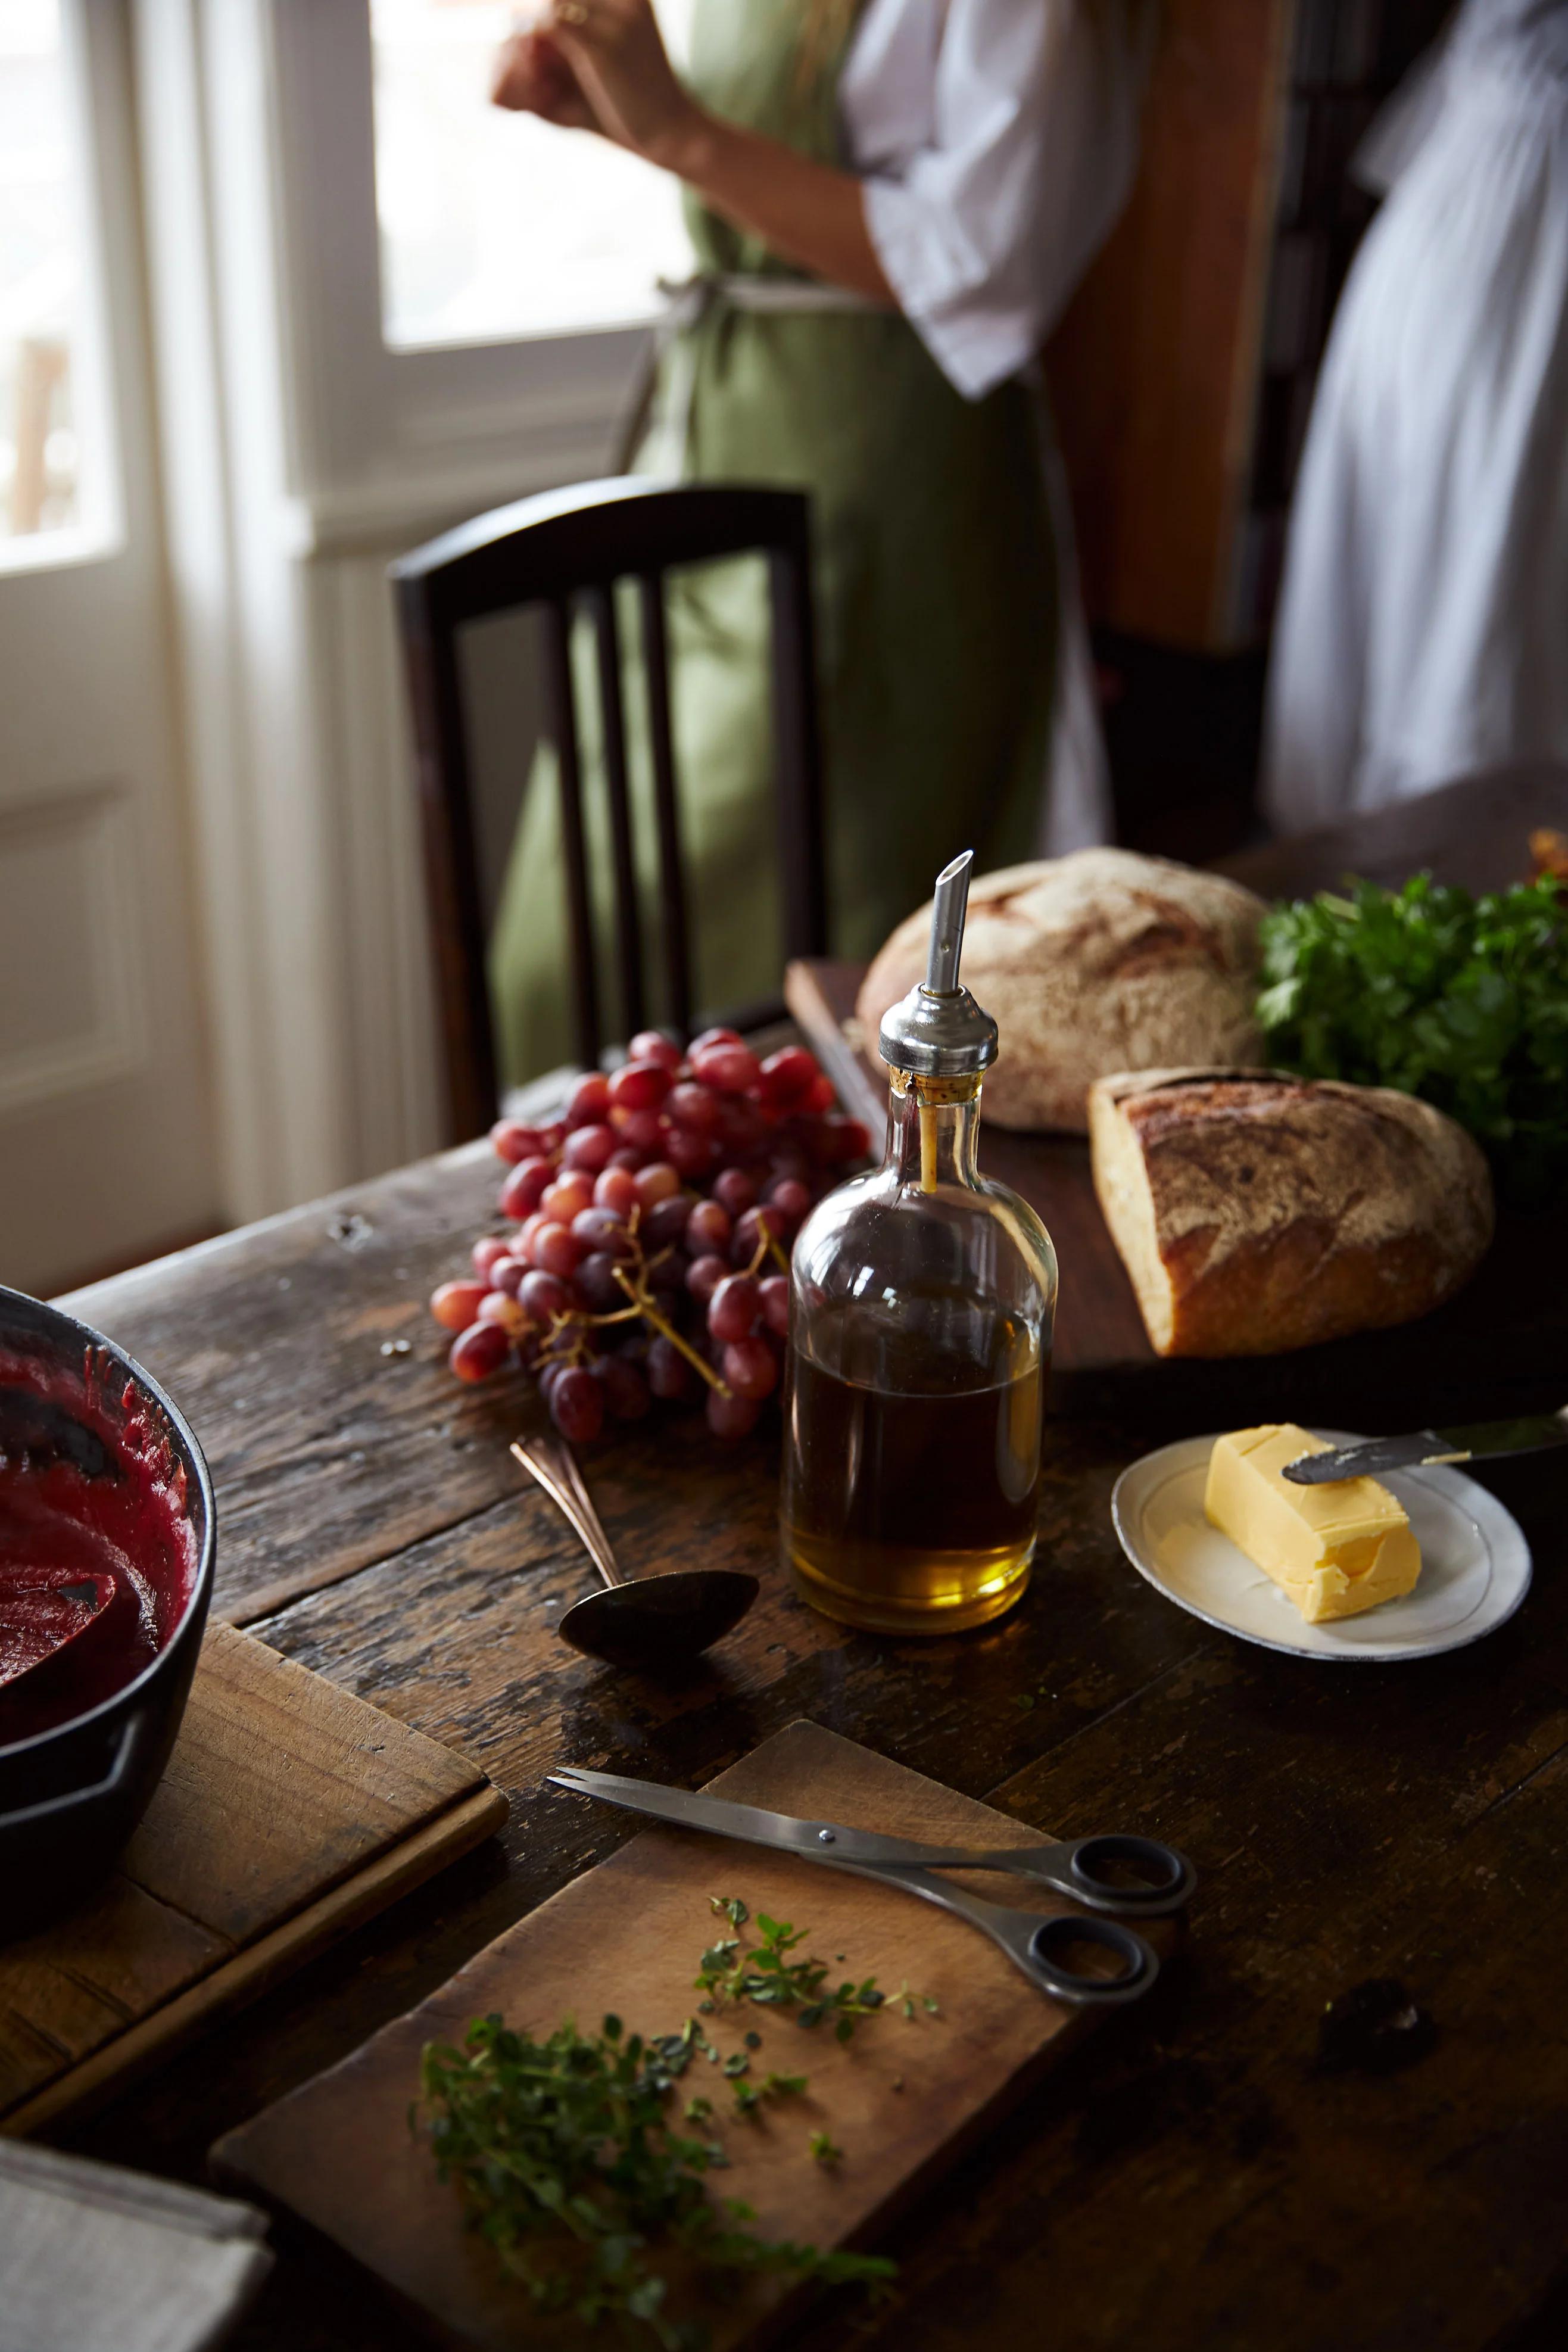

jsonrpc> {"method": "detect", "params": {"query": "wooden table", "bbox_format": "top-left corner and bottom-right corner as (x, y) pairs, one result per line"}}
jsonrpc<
(45, 770), (1568, 2352)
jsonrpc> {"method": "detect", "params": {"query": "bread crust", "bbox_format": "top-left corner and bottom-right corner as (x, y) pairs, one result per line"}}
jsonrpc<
(1089, 1067), (1496, 1357)
(856, 851), (1268, 1133)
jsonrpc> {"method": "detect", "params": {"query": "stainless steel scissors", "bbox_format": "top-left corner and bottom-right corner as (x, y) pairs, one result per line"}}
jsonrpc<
(548, 1765), (1195, 2008)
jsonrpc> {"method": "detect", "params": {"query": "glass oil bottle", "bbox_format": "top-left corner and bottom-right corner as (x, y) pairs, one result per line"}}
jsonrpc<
(780, 852), (1058, 1634)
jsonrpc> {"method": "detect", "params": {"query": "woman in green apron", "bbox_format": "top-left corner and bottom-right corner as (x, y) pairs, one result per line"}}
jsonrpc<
(489, 0), (1153, 1082)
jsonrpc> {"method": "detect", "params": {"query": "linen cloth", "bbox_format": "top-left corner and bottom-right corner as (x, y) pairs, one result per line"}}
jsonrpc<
(1263, 0), (1568, 831)
(0, 2137), (272, 2352)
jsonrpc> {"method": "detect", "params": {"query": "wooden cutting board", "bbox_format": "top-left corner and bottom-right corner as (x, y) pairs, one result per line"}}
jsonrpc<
(785, 959), (1567, 1432)
(1, 1624), (507, 2137)
(213, 1720), (1176, 2352)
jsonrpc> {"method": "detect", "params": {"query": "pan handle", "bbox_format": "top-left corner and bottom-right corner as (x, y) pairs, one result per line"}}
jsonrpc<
(0, 1705), (154, 1834)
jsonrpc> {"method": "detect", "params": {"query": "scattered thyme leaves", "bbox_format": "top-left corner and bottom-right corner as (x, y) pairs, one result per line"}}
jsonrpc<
(890, 1983), (940, 2023)
(696, 1908), (925, 2041)
(417, 2014), (893, 2351)
(809, 2131), (843, 2167)
(731, 2070), (808, 2121)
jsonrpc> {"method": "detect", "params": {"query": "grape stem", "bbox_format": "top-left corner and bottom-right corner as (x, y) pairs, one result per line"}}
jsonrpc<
(611, 1264), (731, 1397)
(538, 1302), (641, 1365)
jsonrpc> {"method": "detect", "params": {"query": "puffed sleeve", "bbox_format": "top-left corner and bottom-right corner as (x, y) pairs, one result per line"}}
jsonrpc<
(856, 0), (1155, 400)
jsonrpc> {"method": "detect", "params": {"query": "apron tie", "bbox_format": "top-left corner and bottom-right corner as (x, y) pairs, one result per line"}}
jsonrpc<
(614, 272), (886, 476)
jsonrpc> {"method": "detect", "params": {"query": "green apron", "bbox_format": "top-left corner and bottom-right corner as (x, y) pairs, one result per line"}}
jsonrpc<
(489, 0), (1058, 1082)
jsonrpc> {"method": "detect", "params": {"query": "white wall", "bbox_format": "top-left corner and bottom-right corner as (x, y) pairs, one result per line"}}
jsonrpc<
(135, 0), (641, 1216)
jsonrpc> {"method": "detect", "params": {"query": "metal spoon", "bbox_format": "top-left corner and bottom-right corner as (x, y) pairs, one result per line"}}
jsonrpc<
(510, 1435), (758, 1668)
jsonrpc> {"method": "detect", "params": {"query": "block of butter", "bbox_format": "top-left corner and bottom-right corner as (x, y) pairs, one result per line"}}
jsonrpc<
(1204, 1423), (1422, 1623)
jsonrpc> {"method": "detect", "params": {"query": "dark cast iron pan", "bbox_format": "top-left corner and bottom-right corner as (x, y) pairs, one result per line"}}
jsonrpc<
(0, 1284), (216, 1939)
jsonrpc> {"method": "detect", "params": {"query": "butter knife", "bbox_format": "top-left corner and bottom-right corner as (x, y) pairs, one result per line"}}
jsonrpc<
(1283, 1408), (1568, 1485)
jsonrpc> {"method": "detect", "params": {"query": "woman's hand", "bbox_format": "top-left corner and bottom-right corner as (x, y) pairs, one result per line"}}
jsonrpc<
(490, 24), (599, 133)
(544, 0), (707, 170)
(494, 0), (893, 307)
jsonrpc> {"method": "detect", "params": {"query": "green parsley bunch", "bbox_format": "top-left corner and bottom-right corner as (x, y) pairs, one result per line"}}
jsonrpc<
(1257, 874), (1568, 1206)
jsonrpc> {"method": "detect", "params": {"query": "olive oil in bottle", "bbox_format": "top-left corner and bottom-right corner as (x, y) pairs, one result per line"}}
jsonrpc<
(780, 854), (1057, 1635)
(784, 1314), (1046, 1632)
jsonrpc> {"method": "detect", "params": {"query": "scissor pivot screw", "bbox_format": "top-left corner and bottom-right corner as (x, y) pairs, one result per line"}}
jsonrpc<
(817, 1828), (836, 1845)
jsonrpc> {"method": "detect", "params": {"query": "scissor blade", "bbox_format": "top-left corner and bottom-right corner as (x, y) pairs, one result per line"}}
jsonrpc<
(548, 1765), (981, 1870)
(547, 1767), (846, 1857)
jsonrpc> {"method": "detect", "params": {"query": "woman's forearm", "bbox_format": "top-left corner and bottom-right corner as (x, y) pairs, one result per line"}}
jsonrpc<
(510, 3), (895, 302)
(651, 111), (895, 304)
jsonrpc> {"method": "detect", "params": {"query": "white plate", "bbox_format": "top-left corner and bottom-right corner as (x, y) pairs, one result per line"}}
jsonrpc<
(1110, 1429), (1532, 1662)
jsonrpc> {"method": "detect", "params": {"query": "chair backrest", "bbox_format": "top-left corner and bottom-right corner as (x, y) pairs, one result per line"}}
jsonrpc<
(391, 478), (828, 1142)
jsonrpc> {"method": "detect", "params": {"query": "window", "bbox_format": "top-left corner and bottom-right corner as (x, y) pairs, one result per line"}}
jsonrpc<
(0, 0), (109, 560)
(370, 0), (697, 353)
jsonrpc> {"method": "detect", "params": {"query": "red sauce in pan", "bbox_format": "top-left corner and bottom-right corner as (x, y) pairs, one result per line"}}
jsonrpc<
(0, 1351), (199, 1747)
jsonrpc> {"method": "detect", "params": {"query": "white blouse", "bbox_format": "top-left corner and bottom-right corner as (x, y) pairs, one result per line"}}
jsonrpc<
(842, 0), (1157, 400)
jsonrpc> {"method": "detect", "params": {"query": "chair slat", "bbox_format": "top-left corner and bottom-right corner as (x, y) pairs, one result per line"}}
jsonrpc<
(540, 596), (600, 1068)
(394, 576), (499, 1141)
(768, 544), (830, 960)
(392, 480), (828, 1138)
(587, 585), (645, 1042)
(637, 573), (691, 1040)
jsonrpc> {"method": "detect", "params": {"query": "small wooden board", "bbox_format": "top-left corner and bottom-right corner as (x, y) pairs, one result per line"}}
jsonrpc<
(213, 1721), (1173, 2352)
(785, 958), (1567, 1431)
(1, 1624), (507, 2138)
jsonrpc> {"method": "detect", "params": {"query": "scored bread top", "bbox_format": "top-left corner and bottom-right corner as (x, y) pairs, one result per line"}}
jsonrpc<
(855, 852), (1268, 1133)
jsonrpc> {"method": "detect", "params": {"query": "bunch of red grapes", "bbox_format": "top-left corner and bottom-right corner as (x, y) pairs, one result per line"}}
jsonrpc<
(428, 1028), (869, 1445)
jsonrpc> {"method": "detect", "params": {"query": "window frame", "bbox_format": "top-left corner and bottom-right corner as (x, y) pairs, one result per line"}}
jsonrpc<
(267, 0), (658, 550)
(0, 0), (124, 575)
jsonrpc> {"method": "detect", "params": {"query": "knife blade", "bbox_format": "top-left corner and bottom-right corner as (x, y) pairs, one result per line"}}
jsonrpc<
(1282, 1409), (1568, 1484)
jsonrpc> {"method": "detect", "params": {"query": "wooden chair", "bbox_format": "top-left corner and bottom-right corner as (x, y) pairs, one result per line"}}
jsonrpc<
(392, 478), (828, 1143)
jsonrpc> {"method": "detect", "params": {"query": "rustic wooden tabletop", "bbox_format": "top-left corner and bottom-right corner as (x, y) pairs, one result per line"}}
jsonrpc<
(40, 765), (1568, 2352)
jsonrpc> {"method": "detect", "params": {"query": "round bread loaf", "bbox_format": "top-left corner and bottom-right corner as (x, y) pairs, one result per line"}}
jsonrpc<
(1088, 1067), (1496, 1356)
(856, 851), (1268, 1132)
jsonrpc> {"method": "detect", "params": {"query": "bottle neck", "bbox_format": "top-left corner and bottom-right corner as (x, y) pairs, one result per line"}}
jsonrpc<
(887, 1072), (983, 1194)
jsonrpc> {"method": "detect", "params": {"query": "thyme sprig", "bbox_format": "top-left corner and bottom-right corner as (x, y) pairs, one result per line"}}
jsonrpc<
(417, 2013), (893, 2352)
(699, 1898), (928, 2042)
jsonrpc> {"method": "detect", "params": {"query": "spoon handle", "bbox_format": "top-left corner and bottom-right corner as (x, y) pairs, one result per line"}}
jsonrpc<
(510, 1435), (625, 1590)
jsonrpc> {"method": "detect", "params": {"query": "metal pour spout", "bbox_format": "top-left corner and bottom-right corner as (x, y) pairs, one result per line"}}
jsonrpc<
(878, 851), (999, 1079)
(925, 850), (973, 993)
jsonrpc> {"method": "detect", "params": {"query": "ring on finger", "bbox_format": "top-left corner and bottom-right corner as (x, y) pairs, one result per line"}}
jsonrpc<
(557, 2), (589, 22)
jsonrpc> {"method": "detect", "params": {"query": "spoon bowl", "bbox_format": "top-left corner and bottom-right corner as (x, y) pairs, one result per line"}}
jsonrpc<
(512, 1437), (758, 1668)
(560, 1568), (759, 1670)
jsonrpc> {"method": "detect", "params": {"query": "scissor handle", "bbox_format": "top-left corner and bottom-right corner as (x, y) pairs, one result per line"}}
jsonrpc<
(849, 1861), (1163, 2007)
(1024, 1914), (1159, 2005)
(1056, 1834), (1195, 1917)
